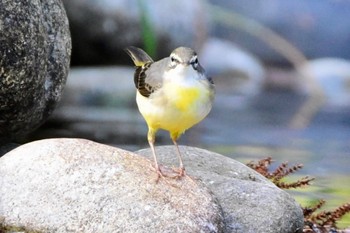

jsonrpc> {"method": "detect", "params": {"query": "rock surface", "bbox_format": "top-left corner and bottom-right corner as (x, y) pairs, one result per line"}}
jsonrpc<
(0, 139), (224, 233)
(137, 146), (304, 233)
(0, 0), (71, 144)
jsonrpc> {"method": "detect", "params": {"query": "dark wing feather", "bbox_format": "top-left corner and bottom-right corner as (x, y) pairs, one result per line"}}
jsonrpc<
(134, 62), (156, 97)
(134, 58), (168, 98)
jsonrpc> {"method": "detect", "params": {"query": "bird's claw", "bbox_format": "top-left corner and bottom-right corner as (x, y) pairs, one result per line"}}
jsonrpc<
(171, 167), (186, 178)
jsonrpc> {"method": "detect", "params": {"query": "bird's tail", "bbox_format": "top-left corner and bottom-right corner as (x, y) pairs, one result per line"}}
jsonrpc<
(124, 46), (153, 67)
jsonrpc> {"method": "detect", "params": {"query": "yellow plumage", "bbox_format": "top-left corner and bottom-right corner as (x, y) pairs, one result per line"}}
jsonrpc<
(173, 86), (200, 111)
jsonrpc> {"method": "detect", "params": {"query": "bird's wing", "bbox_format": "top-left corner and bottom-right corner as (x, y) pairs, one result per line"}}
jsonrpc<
(125, 46), (168, 97)
(134, 58), (168, 97)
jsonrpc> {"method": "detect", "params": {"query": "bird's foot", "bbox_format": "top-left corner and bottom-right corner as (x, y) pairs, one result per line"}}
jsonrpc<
(171, 166), (186, 177)
(150, 164), (172, 183)
(150, 164), (196, 184)
(171, 167), (199, 184)
(150, 164), (162, 179)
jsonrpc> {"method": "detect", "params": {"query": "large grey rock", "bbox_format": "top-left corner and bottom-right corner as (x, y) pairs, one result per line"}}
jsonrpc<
(136, 146), (304, 233)
(0, 139), (224, 233)
(0, 0), (71, 144)
(62, 0), (208, 65)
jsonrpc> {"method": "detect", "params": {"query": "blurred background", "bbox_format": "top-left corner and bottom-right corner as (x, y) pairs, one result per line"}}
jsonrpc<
(27, 0), (350, 227)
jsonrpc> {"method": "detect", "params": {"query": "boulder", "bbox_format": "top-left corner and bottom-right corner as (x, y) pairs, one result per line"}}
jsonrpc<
(0, 0), (71, 144)
(0, 139), (224, 233)
(136, 146), (304, 233)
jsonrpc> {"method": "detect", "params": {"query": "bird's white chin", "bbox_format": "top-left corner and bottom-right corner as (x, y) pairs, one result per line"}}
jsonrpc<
(165, 65), (198, 84)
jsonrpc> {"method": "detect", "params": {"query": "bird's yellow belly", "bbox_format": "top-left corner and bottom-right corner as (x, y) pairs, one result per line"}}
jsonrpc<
(137, 83), (212, 134)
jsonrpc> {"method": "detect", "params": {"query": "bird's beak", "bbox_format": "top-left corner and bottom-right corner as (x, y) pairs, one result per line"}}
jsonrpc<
(185, 61), (193, 66)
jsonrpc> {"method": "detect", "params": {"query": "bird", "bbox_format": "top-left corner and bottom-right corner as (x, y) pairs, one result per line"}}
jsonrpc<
(124, 46), (215, 180)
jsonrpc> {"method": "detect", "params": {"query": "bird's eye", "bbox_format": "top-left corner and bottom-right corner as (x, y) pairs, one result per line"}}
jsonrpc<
(170, 56), (180, 68)
(190, 57), (198, 65)
(190, 57), (199, 70)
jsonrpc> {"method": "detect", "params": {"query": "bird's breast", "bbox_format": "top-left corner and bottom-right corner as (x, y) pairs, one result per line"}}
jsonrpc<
(165, 81), (211, 112)
(172, 86), (201, 111)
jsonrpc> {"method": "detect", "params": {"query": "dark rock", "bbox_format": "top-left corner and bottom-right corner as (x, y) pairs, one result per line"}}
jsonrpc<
(0, 0), (71, 144)
(136, 146), (304, 233)
(0, 138), (224, 233)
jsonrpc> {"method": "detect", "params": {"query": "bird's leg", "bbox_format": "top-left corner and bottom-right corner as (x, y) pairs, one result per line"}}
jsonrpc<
(148, 128), (164, 181)
(171, 136), (186, 177)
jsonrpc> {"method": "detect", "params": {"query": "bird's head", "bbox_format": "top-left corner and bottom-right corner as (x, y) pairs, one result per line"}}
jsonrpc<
(168, 47), (199, 72)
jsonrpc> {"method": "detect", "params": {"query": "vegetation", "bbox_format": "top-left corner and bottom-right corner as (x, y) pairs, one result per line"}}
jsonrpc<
(247, 157), (350, 232)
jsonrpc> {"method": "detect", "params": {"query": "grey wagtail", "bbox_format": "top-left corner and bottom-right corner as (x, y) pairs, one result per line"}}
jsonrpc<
(125, 46), (215, 179)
